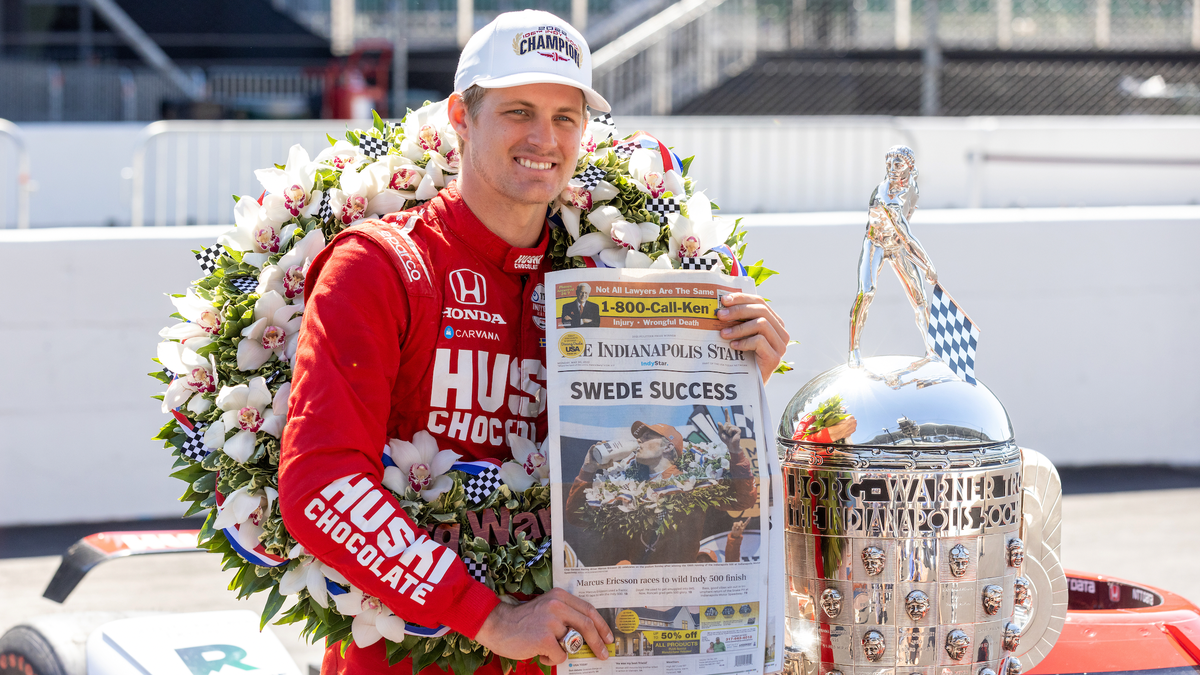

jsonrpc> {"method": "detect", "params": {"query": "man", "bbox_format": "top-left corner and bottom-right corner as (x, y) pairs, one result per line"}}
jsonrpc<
(565, 420), (757, 565)
(279, 9), (789, 675)
(561, 282), (599, 327)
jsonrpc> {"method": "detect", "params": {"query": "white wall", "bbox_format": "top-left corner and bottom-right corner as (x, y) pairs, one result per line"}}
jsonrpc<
(3, 117), (1200, 228)
(1, 206), (1197, 527)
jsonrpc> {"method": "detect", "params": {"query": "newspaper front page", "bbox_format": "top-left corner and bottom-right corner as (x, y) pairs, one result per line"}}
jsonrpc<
(545, 268), (783, 675)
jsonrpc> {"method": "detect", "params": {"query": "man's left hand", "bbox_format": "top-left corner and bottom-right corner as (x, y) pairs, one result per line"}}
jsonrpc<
(717, 293), (790, 383)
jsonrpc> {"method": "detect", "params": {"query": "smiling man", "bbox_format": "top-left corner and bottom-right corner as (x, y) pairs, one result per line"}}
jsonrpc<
(279, 9), (788, 675)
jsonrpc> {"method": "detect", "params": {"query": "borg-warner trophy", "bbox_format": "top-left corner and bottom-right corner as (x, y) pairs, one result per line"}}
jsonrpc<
(778, 147), (1067, 675)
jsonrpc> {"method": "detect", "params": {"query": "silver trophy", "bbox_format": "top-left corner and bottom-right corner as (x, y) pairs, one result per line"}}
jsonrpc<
(778, 147), (1067, 675)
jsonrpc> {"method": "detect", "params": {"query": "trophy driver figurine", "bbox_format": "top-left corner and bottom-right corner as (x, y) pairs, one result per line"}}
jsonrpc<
(848, 145), (938, 368)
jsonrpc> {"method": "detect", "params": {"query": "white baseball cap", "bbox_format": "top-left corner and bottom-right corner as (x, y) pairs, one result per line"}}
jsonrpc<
(454, 10), (611, 112)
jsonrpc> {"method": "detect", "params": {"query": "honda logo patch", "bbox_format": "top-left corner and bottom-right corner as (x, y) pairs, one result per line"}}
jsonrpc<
(448, 269), (487, 305)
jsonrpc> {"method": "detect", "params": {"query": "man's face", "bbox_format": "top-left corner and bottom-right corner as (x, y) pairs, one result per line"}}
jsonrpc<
(577, 286), (590, 303)
(454, 83), (585, 208)
(635, 435), (669, 463)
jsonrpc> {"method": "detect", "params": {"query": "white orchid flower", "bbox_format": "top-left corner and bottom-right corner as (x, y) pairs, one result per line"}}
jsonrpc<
(158, 337), (217, 414)
(216, 195), (299, 268)
(668, 191), (735, 261)
(400, 100), (454, 160)
(498, 435), (550, 491)
(332, 586), (408, 647)
(237, 291), (304, 371)
(381, 431), (461, 502)
(160, 289), (224, 340)
(213, 485), (278, 552)
(364, 156), (426, 217)
(257, 229), (326, 299)
(255, 144), (318, 218)
(314, 140), (367, 171)
(627, 148), (669, 197)
(279, 542), (349, 608)
(585, 118), (615, 146)
(204, 377), (286, 463)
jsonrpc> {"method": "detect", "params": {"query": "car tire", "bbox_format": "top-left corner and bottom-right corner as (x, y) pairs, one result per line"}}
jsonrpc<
(0, 626), (68, 675)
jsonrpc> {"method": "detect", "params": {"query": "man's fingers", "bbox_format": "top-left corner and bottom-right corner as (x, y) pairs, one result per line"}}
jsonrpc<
(720, 293), (786, 328)
(724, 317), (787, 356)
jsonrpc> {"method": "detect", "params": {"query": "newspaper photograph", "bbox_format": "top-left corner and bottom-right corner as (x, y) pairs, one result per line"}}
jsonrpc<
(546, 268), (783, 675)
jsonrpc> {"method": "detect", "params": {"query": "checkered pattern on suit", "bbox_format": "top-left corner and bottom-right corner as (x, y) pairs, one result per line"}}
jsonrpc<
(180, 422), (212, 461)
(463, 466), (502, 504)
(195, 244), (223, 274)
(463, 556), (488, 582)
(577, 165), (606, 190)
(644, 197), (679, 217)
(228, 276), (259, 294)
(680, 256), (719, 270)
(357, 133), (390, 159)
(928, 283), (981, 385)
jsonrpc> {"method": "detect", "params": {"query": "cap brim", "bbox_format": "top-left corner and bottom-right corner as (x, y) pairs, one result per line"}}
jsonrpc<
(473, 72), (611, 113)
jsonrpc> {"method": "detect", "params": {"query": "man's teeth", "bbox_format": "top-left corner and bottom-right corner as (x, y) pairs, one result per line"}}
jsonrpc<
(518, 158), (553, 170)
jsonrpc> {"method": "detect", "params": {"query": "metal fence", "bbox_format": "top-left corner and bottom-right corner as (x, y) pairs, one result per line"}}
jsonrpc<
(764, 0), (1200, 51)
(592, 0), (759, 114)
(130, 120), (346, 228)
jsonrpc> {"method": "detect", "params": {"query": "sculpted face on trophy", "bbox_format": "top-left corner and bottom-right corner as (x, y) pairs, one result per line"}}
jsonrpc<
(982, 584), (1004, 615)
(861, 546), (886, 576)
(905, 590), (931, 621)
(821, 588), (843, 618)
(948, 543), (971, 578)
(980, 669), (997, 675)
(862, 630), (885, 662)
(1003, 622), (1021, 651)
(1014, 576), (1032, 607)
(1004, 656), (1024, 675)
(1007, 537), (1025, 568)
(945, 629), (971, 661)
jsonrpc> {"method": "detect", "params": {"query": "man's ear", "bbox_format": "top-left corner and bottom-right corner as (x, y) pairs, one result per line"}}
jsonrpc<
(447, 92), (470, 144)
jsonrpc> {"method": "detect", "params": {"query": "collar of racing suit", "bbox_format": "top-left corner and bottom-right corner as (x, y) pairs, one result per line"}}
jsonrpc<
(431, 181), (551, 274)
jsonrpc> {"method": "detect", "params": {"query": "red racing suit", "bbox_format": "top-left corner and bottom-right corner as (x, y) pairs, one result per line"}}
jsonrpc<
(279, 182), (550, 675)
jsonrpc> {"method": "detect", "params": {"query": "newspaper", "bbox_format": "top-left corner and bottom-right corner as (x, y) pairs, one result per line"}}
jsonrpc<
(545, 268), (784, 675)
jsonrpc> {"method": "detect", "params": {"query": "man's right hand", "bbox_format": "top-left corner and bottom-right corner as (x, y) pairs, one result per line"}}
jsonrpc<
(474, 588), (614, 665)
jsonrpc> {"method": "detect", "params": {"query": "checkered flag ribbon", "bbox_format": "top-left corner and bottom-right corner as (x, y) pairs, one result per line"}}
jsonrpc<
(357, 133), (390, 160)
(680, 256), (719, 270)
(927, 283), (981, 385)
(463, 556), (488, 583)
(463, 466), (502, 504)
(316, 191), (333, 223)
(195, 244), (223, 275)
(526, 538), (552, 567)
(228, 276), (258, 294)
(613, 142), (637, 159)
(644, 197), (680, 217)
(576, 165), (606, 190)
(180, 421), (212, 461)
(590, 112), (615, 131)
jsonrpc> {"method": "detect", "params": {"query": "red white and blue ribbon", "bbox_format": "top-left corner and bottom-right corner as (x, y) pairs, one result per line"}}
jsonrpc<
(708, 244), (748, 276)
(613, 132), (684, 174)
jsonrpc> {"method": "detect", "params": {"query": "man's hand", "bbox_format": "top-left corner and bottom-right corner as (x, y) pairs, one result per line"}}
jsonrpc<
(716, 293), (790, 383)
(474, 588), (614, 665)
(717, 419), (742, 454)
(728, 519), (747, 541)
